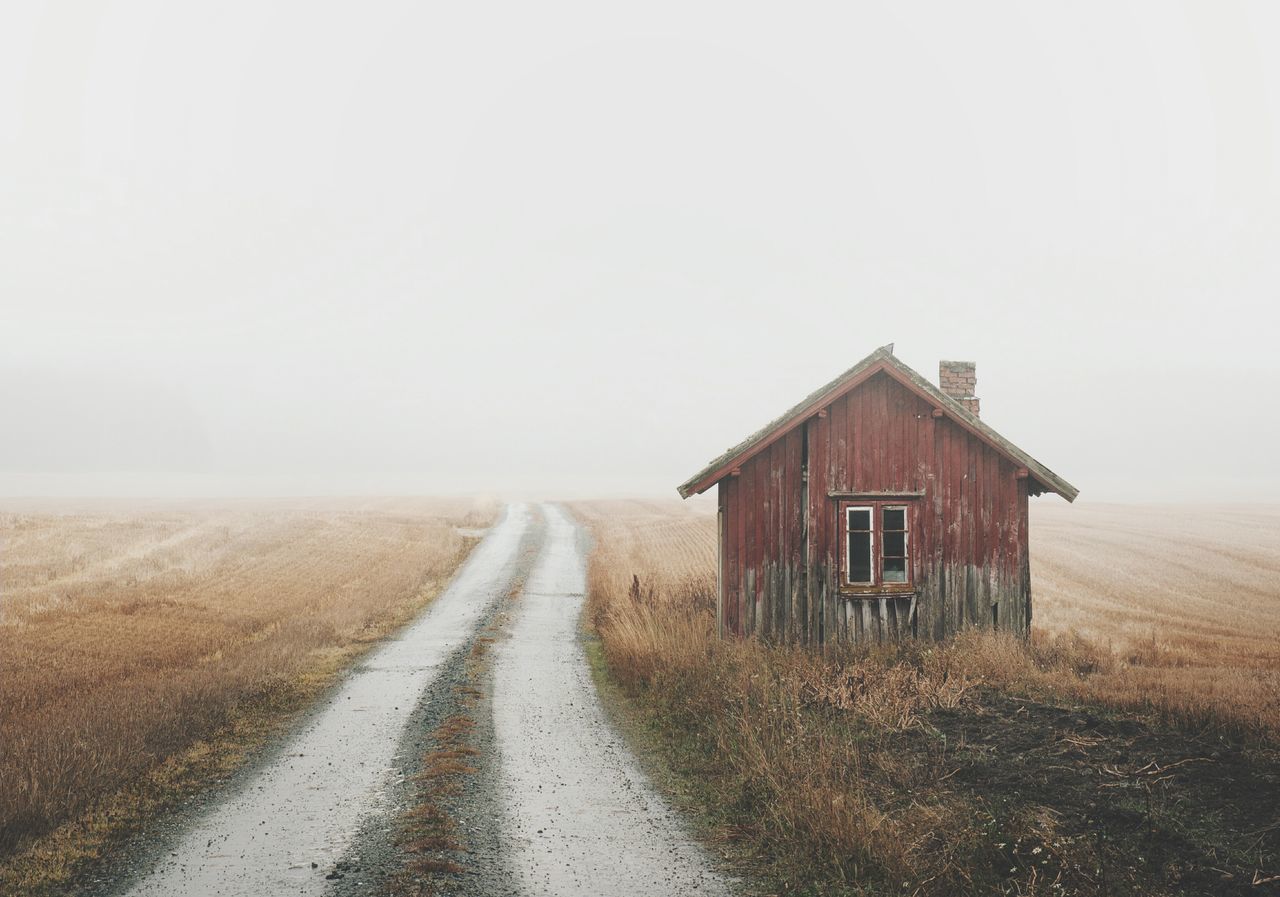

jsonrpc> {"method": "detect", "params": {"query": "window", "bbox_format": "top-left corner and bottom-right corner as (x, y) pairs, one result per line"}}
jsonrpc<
(882, 507), (907, 582)
(846, 507), (873, 585)
(841, 502), (912, 591)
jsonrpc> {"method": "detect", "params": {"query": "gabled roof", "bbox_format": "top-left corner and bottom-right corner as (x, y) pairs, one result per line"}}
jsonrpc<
(677, 344), (1078, 502)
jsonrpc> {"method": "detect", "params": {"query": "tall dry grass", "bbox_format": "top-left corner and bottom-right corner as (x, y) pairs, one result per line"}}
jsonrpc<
(571, 499), (1280, 894)
(576, 499), (1280, 738)
(576, 502), (992, 890)
(0, 497), (495, 862)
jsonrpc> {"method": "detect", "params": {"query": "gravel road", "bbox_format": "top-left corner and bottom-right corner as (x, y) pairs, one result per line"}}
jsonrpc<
(112, 503), (535, 897)
(106, 502), (733, 897)
(490, 504), (732, 897)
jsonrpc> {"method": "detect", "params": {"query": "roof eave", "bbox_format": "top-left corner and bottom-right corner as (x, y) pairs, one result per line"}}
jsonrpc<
(676, 348), (897, 498)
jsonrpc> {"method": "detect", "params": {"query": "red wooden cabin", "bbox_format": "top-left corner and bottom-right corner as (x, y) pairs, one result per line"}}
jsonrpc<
(677, 345), (1077, 644)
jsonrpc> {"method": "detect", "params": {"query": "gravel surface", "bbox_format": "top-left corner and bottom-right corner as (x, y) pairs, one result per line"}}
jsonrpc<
(490, 504), (734, 897)
(327, 509), (546, 897)
(105, 504), (535, 897)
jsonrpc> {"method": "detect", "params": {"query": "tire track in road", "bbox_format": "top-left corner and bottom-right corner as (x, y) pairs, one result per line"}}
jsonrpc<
(491, 503), (734, 897)
(115, 503), (535, 897)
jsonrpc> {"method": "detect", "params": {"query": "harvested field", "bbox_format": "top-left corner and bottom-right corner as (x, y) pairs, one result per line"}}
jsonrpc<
(1030, 503), (1280, 733)
(0, 497), (495, 879)
(572, 498), (1280, 895)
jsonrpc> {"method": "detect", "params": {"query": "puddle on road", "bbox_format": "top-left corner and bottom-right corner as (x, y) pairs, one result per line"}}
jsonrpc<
(119, 505), (533, 897)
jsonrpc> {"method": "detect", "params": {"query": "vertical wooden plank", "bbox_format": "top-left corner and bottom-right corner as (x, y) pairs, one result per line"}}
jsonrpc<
(831, 393), (849, 492)
(745, 456), (758, 638)
(940, 419), (954, 637)
(757, 452), (769, 642)
(735, 469), (747, 638)
(769, 441), (782, 641)
(808, 412), (829, 645)
(827, 400), (845, 647)
(964, 431), (977, 628)
(851, 383), (864, 489)
(875, 374), (889, 488)
(776, 437), (788, 640)
(778, 434), (788, 643)
(1020, 477), (1032, 635)
(739, 462), (748, 639)
(887, 381), (901, 491)
(893, 388), (905, 492)
(770, 440), (780, 641)
(782, 434), (794, 641)
(933, 419), (945, 639)
(847, 386), (860, 492)
(979, 445), (989, 620)
(723, 478), (737, 637)
(758, 451), (771, 640)
(908, 395), (920, 491)
(788, 428), (804, 644)
(716, 482), (725, 639)
(1009, 466), (1018, 633)
(984, 446), (998, 629)
(953, 431), (963, 631)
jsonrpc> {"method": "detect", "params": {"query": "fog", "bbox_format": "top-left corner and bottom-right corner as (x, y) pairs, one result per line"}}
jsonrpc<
(3, 1), (1279, 501)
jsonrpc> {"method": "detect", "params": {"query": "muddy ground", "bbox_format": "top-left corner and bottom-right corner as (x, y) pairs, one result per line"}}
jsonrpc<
(912, 690), (1280, 896)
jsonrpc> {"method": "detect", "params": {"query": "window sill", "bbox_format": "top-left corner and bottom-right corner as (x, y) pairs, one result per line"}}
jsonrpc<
(839, 587), (916, 600)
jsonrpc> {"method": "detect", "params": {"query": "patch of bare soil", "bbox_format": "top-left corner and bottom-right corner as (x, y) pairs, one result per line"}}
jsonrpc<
(918, 689), (1280, 896)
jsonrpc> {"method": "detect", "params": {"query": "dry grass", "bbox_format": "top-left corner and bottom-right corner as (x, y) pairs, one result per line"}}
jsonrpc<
(0, 497), (496, 878)
(571, 499), (1280, 895)
(574, 499), (1280, 738)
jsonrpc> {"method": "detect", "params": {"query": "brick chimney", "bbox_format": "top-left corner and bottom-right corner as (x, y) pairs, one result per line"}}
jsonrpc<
(939, 360), (980, 417)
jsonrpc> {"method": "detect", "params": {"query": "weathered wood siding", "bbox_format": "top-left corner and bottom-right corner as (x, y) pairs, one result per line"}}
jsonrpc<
(717, 370), (1031, 644)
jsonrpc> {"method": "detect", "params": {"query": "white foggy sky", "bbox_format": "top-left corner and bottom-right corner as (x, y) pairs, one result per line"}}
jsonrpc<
(2, 1), (1279, 500)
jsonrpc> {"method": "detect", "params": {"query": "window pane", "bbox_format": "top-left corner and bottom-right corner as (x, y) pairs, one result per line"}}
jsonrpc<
(883, 507), (905, 530)
(849, 509), (871, 530)
(883, 557), (907, 582)
(849, 531), (872, 583)
(883, 531), (905, 557)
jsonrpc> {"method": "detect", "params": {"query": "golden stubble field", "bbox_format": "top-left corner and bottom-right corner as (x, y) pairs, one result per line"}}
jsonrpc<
(0, 497), (495, 875)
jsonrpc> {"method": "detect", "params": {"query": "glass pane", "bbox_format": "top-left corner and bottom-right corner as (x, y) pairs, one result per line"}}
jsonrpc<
(883, 507), (905, 530)
(849, 508), (871, 531)
(883, 531), (905, 557)
(883, 557), (907, 582)
(849, 531), (872, 583)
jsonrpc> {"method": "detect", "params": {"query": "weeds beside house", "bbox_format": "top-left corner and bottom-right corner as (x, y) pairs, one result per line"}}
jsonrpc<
(572, 500), (1280, 896)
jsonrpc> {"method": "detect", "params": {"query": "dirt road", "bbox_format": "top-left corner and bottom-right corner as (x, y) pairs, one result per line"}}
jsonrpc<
(491, 504), (732, 896)
(111, 503), (731, 896)
(115, 504), (535, 896)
